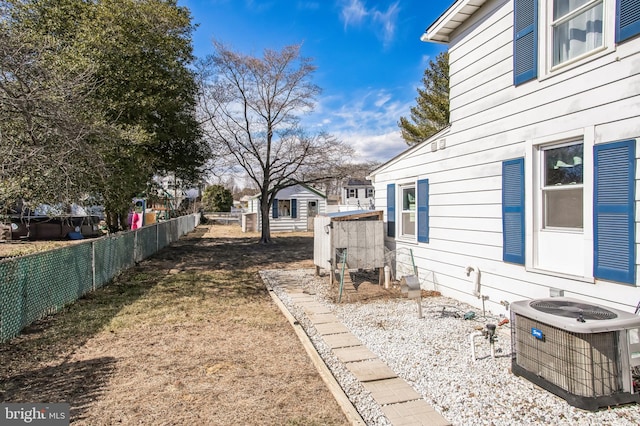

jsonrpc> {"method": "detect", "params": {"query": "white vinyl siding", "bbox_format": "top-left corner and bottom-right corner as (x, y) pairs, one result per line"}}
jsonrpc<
(250, 185), (326, 233)
(370, 0), (640, 313)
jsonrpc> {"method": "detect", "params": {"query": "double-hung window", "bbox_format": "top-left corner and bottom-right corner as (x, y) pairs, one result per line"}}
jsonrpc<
(273, 199), (296, 218)
(278, 200), (291, 217)
(552, 0), (604, 66)
(507, 134), (635, 284)
(515, 0), (640, 84)
(401, 186), (416, 237)
(387, 181), (429, 242)
(366, 188), (374, 198)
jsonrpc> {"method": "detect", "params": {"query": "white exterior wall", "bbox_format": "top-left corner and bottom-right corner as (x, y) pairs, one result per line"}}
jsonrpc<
(248, 184), (327, 232)
(342, 186), (375, 209)
(371, 0), (640, 313)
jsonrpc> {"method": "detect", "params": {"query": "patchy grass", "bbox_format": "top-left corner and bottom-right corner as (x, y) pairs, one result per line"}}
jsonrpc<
(0, 225), (349, 425)
(0, 239), (88, 259)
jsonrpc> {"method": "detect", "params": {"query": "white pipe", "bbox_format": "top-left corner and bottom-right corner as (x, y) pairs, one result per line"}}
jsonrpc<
(384, 265), (390, 289)
(469, 331), (483, 361)
(465, 266), (481, 298)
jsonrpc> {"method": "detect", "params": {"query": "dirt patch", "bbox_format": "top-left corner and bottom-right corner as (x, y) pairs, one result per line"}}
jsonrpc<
(0, 225), (350, 425)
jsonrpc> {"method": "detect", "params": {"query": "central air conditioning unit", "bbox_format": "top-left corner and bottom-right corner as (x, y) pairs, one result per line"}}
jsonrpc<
(510, 297), (640, 411)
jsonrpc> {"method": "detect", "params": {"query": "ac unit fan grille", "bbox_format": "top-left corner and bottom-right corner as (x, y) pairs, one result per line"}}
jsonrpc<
(530, 300), (618, 320)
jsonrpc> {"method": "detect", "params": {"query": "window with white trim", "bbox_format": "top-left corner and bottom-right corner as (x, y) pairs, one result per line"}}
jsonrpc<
(551, 0), (604, 66)
(515, 0), (640, 85)
(400, 186), (416, 237)
(530, 132), (592, 278)
(366, 187), (374, 198)
(277, 200), (291, 217)
(347, 188), (357, 198)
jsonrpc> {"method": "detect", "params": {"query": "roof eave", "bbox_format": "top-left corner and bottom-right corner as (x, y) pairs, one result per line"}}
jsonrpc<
(422, 0), (488, 44)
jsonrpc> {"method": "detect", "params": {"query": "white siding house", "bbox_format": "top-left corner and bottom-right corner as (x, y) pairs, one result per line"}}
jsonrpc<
(369, 0), (640, 313)
(247, 184), (327, 232)
(342, 178), (375, 210)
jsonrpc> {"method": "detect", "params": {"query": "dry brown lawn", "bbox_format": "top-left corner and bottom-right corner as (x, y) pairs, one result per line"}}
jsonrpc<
(0, 225), (350, 425)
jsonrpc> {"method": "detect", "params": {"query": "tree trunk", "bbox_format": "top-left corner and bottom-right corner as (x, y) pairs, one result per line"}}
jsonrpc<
(259, 198), (271, 243)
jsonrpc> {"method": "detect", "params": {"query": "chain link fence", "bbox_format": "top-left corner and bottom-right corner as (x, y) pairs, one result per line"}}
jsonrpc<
(0, 214), (199, 343)
(384, 246), (436, 291)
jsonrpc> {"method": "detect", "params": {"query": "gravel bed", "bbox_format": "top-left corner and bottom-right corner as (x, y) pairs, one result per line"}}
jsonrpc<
(261, 269), (640, 426)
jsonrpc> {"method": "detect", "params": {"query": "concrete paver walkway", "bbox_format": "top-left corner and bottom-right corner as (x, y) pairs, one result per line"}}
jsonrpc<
(273, 278), (451, 426)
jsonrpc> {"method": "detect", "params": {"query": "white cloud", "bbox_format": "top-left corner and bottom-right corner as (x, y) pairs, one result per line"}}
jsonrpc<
(339, 0), (401, 47)
(340, 0), (368, 28)
(373, 2), (400, 47)
(306, 88), (412, 163)
(340, 130), (407, 164)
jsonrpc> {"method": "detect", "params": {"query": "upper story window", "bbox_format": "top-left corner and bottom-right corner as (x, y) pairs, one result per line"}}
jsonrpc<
(347, 188), (357, 198)
(552, 0), (604, 66)
(513, 0), (640, 85)
(366, 188), (374, 198)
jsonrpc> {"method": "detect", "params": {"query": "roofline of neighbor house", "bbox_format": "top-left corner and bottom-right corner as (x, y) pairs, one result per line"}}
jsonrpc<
(249, 183), (327, 200)
(421, 0), (488, 44)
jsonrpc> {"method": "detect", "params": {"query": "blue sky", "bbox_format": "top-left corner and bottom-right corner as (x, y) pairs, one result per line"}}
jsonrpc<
(178, 0), (451, 164)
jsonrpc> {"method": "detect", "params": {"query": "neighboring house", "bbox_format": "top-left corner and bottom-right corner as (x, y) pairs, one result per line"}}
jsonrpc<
(247, 184), (327, 232)
(342, 178), (375, 210)
(369, 0), (640, 313)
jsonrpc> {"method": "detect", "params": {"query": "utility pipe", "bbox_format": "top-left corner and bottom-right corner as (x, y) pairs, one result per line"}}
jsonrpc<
(469, 331), (483, 361)
(384, 265), (390, 289)
(465, 266), (481, 298)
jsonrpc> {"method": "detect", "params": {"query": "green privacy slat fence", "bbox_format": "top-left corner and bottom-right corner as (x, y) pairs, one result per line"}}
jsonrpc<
(94, 232), (136, 289)
(0, 214), (199, 343)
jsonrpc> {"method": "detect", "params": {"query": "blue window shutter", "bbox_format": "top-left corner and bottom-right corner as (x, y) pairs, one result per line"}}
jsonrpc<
(502, 158), (525, 264)
(513, 0), (538, 85)
(594, 140), (636, 284)
(417, 179), (429, 243)
(617, 0), (640, 43)
(272, 199), (279, 219)
(291, 199), (297, 218)
(387, 184), (395, 238)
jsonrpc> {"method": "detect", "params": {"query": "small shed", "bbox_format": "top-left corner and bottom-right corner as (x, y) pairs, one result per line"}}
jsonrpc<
(246, 184), (327, 232)
(314, 210), (385, 283)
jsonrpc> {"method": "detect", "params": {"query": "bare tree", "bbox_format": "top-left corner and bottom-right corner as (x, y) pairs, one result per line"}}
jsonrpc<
(198, 41), (353, 243)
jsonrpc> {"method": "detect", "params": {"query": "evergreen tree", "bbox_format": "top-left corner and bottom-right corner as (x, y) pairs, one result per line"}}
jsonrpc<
(202, 185), (233, 212)
(398, 51), (450, 145)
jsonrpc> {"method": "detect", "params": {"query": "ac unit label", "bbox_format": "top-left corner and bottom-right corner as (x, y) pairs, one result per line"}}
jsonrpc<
(531, 327), (544, 340)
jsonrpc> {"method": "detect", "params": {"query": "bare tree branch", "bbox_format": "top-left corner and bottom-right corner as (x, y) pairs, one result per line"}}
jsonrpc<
(197, 41), (353, 243)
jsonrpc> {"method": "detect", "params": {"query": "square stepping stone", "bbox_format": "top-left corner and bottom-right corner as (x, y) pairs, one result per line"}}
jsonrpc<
(315, 322), (351, 335)
(333, 345), (378, 363)
(323, 333), (362, 349)
(381, 400), (451, 426)
(308, 313), (339, 324)
(287, 294), (315, 304)
(344, 359), (397, 382)
(362, 377), (421, 405)
(301, 303), (332, 315)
